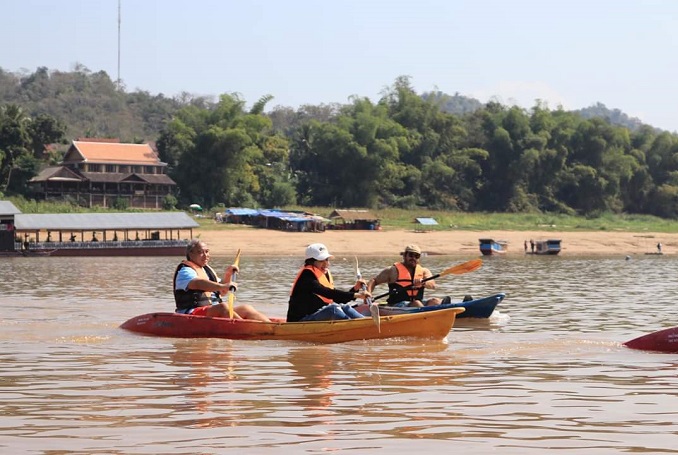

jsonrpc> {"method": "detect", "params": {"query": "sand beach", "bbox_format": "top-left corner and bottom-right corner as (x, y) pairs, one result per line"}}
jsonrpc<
(197, 226), (672, 257)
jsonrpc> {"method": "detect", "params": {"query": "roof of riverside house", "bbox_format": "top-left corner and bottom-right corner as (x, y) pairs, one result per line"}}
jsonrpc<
(63, 141), (165, 166)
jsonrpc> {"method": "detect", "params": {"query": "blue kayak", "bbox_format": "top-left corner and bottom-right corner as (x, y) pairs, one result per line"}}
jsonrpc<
(355, 293), (506, 319)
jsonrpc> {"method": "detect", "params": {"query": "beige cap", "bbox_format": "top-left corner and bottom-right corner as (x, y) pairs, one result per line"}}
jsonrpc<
(401, 244), (422, 255)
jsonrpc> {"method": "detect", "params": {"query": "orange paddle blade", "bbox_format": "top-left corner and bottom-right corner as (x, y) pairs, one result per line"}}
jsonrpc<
(438, 258), (483, 277)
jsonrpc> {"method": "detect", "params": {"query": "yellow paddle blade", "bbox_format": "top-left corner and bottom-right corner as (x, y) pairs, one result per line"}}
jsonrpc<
(438, 258), (483, 277)
(228, 248), (242, 319)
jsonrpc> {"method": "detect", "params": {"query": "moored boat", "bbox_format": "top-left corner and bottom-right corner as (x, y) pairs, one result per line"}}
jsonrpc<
(0, 249), (56, 257)
(354, 293), (505, 319)
(528, 239), (561, 255)
(0, 205), (198, 257)
(624, 326), (678, 353)
(120, 307), (465, 344)
(479, 239), (508, 256)
(29, 240), (188, 256)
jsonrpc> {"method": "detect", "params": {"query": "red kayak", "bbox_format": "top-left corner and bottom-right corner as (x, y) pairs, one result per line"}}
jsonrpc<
(624, 326), (678, 353)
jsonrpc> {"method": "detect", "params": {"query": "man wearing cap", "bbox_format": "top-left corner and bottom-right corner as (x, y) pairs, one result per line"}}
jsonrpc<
(287, 243), (371, 322)
(366, 244), (441, 307)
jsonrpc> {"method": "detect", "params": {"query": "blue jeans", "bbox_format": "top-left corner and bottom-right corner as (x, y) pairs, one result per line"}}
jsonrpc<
(301, 303), (365, 321)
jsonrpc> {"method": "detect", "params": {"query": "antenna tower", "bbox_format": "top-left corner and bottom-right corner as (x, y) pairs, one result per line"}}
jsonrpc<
(117, 0), (121, 89)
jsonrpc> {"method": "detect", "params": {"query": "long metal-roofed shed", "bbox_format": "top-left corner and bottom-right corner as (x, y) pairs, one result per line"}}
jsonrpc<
(0, 200), (21, 216)
(253, 209), (328, 232)
(329, 209), (380, 230)
(14, 212), (199, 243)
(223, 207), (259, 224)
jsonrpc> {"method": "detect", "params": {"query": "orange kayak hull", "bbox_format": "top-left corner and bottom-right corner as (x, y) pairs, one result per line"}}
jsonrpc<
(120, 307), (464, 344)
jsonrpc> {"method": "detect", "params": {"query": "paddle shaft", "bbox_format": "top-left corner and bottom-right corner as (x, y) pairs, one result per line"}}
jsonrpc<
(354, 256), (372, 304)
(227, 249), (242, 318)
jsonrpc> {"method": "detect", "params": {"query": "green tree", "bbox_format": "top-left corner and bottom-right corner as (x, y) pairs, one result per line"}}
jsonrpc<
(0, 104), (32, 192)
(160, 93), (286, 208)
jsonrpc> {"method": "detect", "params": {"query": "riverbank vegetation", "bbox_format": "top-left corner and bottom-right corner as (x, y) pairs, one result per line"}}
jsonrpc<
(2, 66), (678, 221)
(7, 196), (678, 233)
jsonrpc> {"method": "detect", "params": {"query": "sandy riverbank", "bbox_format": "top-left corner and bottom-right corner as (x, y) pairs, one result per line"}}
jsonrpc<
(196, 226), (672, 257)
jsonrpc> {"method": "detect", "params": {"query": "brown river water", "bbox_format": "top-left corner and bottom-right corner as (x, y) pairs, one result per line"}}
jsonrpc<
(1, 253), (677, 454)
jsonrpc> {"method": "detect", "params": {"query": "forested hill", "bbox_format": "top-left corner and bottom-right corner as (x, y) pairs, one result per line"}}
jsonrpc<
(0, 65), (186, 141)
(4, 66), (678, 220)
(0, 66), (651, 142)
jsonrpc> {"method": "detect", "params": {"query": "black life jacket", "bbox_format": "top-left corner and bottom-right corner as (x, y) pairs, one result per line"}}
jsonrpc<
(173, 260), (220, 311)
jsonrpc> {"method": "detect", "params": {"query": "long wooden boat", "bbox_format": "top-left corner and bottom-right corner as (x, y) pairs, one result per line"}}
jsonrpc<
(479, 239), (508, 256)
(9, 240), (187, 257)
(120, 307), (465, 344)
(0, 249), (56, 257)
(355, 293), (505, 319)
(624, 326), (678, 353)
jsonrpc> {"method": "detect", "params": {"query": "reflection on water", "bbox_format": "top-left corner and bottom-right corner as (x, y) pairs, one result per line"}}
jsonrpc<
(1, 254), (678, 453)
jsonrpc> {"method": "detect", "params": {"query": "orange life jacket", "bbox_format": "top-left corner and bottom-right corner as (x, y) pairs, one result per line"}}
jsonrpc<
(290, 264), (335, 304)
(387, 262), (425, 304)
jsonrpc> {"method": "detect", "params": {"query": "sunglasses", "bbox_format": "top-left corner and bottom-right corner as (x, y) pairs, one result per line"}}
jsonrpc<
(406, 252), (421, 259)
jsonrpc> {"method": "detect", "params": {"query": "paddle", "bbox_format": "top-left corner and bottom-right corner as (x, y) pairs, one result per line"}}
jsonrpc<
(355, 256), (380, 332)
(227, 249), (242, 319)
(372, 258), (483, 302)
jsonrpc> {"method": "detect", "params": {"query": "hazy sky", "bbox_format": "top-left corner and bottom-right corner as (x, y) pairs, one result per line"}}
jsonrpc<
(3, 0), (678, 131)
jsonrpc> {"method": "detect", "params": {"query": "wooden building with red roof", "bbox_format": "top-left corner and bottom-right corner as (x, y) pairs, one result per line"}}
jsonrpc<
(29, 139), (176, 209)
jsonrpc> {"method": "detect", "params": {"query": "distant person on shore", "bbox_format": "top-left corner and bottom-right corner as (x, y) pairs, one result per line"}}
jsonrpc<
(657, 242), (662, 253)
(530, 239), (535, 253)
(366, 244), (446, 307)
(287, 243), (369, 322)
(524, 240), (528, 253)
(174, 239), (270, 321)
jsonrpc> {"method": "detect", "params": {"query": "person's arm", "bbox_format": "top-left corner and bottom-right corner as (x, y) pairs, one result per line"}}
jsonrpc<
(308, 275), (368, 304)
(188, 277), (233, 294)
(297, 270), (369, 303)
(178, 267), (234, 294)
(421, 267), (436, 289)
(366, 266), (396, 292)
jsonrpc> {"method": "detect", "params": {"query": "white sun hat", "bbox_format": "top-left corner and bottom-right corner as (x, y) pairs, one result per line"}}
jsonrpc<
(305, 243), (334, 261)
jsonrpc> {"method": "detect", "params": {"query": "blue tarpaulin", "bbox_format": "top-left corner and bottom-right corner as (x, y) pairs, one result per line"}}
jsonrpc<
(225, 208), (259, 216)
(415, 217), (438, 225)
